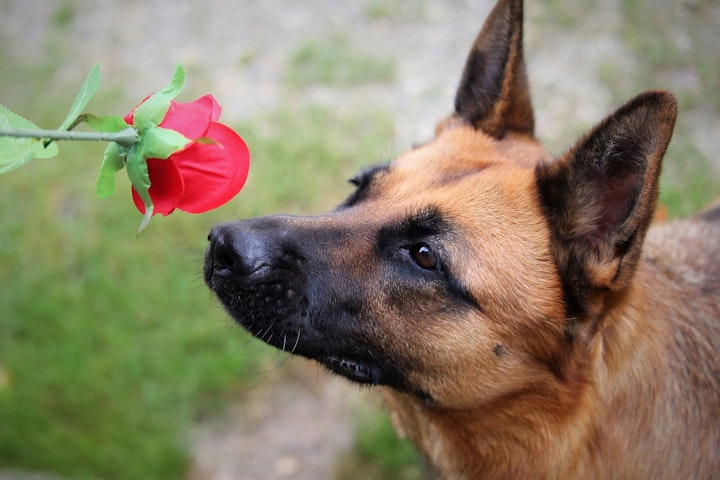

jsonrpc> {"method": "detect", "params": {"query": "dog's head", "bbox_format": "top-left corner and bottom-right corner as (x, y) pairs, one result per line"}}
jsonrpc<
(204, 0), (677, 408)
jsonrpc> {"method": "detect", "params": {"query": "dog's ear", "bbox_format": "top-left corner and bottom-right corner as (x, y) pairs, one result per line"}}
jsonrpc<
(536, 91), (677, 318)
(448, 0), (534, 138)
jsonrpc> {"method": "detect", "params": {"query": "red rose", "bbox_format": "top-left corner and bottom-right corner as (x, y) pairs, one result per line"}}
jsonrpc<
(124, 94), (250, 216)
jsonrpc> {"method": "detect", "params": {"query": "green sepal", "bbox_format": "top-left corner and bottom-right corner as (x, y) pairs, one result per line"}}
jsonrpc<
(138, 126), (191, 160)
(125, 147), (154, 233)
(137, 203), (155, 234)
(96, 142), (127, 198)
(0, 105), (59, 174)
(132, 65), (186, 132)
(57, 64), (101, 132)
(126, 147), (152, 207)
(81, 114), (131, 133)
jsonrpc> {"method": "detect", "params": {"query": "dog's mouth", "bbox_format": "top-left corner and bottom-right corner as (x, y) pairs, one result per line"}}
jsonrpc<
(205, 260), (386, 386)
(318, 354), (435, 403)
(321, 355), (377, 384)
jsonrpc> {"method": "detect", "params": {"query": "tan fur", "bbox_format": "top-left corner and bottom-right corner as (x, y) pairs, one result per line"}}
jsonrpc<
(356, 3), (718, 477)
(382, 219), (720, 479)
(302, 109), (717, 477)
(372, 126), (599, 478)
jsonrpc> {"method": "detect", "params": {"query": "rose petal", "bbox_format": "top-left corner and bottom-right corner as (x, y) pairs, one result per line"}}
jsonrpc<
(159, 95), (221, 140)
(124, 94), (221, 138)
(131, 157), (185, 216)
(171, 122), (250, 214)
(206, 95), (222, 122)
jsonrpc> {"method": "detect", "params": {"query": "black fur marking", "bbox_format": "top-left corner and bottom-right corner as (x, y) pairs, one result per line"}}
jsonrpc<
(375, 207), (481, 310)
(454, 0), (533, 137)
(455, 46), (508, 127)
(339, 163), (390, 209)
(534, 160), (588, 319)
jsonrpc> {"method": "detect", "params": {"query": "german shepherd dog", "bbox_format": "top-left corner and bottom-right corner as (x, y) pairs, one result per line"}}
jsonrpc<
(204, 0), (720, 477)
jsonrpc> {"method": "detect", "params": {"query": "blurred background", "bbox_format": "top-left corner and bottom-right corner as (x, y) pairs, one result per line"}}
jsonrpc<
(0, 0), (718, 479)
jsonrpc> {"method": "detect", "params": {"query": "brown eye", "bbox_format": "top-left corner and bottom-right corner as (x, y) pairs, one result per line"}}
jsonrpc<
(410, 243), (438, 270)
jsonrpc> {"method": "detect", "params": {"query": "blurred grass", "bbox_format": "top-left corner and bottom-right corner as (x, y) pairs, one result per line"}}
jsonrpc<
(0, 53), (393, 478)
(614, 0), (720, 216)
(286, 35), (395, 88)
(0, 140), (256, 478)
(364, 2), (427, 22)
(234, 105), (394, 216)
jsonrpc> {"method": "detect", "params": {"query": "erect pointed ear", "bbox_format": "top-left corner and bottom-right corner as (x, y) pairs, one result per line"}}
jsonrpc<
(448, 0), (534, 139)
(536, 91), (677, 318)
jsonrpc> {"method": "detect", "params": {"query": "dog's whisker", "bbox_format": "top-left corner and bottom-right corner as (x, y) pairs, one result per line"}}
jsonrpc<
(290, 328), (301, 355)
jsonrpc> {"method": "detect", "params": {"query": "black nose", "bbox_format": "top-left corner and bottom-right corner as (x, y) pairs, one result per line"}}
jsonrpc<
(206, 221), (274, 277)
(205, 216), (309, 280)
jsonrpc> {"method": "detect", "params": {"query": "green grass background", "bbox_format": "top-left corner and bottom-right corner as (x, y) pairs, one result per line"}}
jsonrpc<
(1, 0), (718, 479)
(0, 76), (393, 479)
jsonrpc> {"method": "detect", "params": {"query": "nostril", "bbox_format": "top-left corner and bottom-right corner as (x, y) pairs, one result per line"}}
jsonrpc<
(207, 226), (242, 274)
(207, 223), (271, 277)
(206, 218), (302, 278)
(213, 246), (236, 272)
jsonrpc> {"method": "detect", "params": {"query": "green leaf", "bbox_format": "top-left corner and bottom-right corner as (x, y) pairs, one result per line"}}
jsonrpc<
(139, 126), (191, 160)
(57, 64), (101, 132)
(125, 147), (154, 233)
(81, 114), (131, 133)
(30, 138), (59, 159)
(0, 138), (33, 174)
(0, 105), (58, 174)
(96, 142), (127, 198)
(132, 65), (186, 132)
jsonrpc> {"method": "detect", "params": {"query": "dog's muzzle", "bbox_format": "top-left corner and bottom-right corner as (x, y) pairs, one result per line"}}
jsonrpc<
(203, 216), (412, 391)
(204, 217), (311, 348)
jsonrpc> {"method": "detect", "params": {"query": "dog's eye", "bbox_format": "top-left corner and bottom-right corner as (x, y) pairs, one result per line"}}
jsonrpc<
(409, 243), (438, 270)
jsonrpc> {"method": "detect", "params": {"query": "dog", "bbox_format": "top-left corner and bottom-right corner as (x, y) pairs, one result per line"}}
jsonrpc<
(204, 0), (720, 477)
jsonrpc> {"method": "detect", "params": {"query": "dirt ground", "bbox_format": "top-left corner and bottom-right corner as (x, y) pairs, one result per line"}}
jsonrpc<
(1, 0), (717, 479)
(187, 360), (363, 480)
